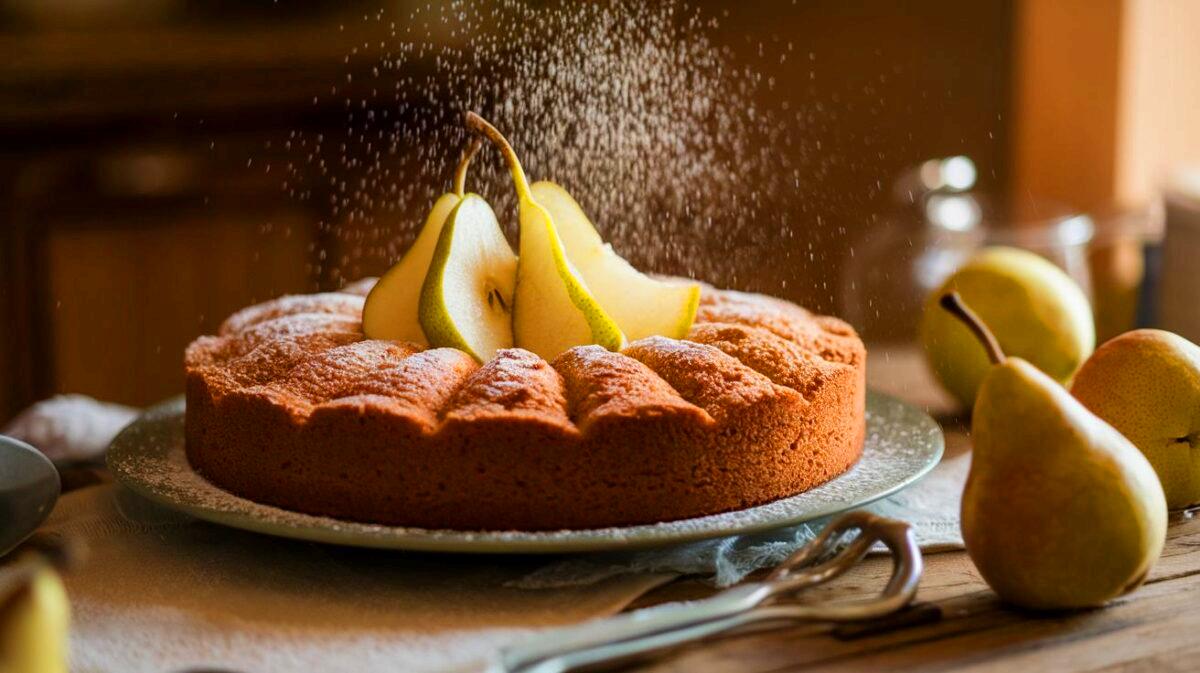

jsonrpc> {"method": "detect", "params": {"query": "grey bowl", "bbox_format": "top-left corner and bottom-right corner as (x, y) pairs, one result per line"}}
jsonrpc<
(0, 435), (60, 556)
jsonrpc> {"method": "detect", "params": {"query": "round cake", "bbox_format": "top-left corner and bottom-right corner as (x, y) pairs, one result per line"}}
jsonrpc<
(184, 279), (866, 531)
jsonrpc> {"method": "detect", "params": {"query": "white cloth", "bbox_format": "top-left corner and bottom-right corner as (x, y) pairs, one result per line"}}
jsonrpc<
(3, 395), (138, 464)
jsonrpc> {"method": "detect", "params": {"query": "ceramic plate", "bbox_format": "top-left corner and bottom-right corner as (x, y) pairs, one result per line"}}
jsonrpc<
(108, 391), (943, 554)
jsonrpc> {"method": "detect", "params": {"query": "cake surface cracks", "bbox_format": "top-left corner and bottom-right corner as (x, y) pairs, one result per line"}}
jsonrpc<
(184, 279), (866, 530)
(188, 289), (860, 432)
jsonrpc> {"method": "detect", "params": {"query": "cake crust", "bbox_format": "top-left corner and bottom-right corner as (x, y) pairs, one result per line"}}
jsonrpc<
(184, 282), (866, 530)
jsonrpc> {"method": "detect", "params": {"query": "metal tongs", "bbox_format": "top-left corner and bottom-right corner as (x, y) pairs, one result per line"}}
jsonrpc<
(496, 511), (923, 673)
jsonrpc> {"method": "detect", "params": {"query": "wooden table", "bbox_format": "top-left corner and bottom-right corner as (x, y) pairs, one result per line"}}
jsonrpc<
(628, 348), (1200, 672)
(630, 513), (1200, 672)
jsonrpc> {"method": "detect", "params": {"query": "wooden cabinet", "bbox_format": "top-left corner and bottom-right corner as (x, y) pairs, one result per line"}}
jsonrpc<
(5, 143), (320, 411)
(0, 0), (1018, 423)
(44, 208), (315, 407)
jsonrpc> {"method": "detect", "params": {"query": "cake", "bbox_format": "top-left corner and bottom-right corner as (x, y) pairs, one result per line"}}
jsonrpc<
(184, 279), (866, 531)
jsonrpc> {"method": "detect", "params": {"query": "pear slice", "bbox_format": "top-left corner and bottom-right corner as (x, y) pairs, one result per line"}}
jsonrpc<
(362, 139), (482, 344)
(465, 113), (624, 360)
(531, 181), (700, 341)
(418, 194), (516, 362)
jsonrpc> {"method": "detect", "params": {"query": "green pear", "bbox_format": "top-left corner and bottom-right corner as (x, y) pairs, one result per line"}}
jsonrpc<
(465, 112), (624, 360)
(418, 194), (516, 362)
(362, 138), (483, 344)
(530, 181), (700, 341)
(921, 247), (1095, 408)
(943, 292), (1167, 610)
(1072, 329), (1200, 509)
(0, 562), (70, 673)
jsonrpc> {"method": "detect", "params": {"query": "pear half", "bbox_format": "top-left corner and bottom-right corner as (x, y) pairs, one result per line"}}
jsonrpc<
(465, 112), (624, 360)
(362, 139), (482, 344)
(419, 194), (516, 362)
(531, 181), (700, 341)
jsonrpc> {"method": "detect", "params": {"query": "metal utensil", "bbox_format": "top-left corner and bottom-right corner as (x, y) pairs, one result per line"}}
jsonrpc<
(0, 435), (60, 558)
(496, 511), (922, 673)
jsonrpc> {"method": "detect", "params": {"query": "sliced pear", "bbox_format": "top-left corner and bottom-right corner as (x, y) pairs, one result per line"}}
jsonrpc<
(531, 181), (700, 341)
(465, 113), (624, 360)
(362, 139), (482, 344)
(419, 194), (516, 362)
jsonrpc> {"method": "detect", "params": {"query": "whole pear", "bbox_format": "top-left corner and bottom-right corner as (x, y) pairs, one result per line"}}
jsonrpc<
(1072, 329), (1200, 509)
(921, 247), (1095, 408)
(943, 293), (1167, 610)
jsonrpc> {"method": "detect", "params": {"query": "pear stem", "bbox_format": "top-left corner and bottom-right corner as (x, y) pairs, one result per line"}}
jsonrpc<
(464, 111), (533, 202)
(939, 291), (1006, 365)
(452, 136), (483, 198)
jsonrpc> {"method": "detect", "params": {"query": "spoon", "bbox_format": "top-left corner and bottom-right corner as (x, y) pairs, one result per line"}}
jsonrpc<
(0, 435), (60, 557)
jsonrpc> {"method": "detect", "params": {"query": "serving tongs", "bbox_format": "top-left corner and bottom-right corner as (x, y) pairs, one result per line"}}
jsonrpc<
(496, 511), (923, 673)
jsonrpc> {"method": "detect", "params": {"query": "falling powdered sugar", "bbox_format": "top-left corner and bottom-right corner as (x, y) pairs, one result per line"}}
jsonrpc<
(279, 0), (812, 291)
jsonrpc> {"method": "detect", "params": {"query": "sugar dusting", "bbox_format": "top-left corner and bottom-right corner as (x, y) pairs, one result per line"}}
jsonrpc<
(279, 0), (810, 290)
(109, 392), (942, 551)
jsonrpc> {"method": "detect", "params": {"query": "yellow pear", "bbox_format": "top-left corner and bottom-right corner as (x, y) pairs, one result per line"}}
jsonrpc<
(362, 138), (483, 344)
(921, 247), (1094, 408)
(530, 181), (699, 341)
(1073, 329), (1200, 509)
(465, 112), (624, 360)
(0, 561), (70, 673)
(942, 292), (1166, 610)
(418, 193), (516, 362)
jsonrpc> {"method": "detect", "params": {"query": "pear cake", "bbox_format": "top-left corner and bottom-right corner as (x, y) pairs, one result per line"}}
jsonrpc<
(184, 279), (866, 531)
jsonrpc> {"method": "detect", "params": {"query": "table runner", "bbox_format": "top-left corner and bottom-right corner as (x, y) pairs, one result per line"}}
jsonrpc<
(42, 485), (673, 673)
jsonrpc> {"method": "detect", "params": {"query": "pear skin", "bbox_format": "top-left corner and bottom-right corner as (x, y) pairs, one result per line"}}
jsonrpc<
(465, 113), (624, 360)
(418, 194), (516, 362)
(965, 358), (1167, 609)
(0, 564), (70, 673)
(921, 247), (1095, 408)
(362, 193), (461, 344)
(943, 293), (1167, 610)
(363, 139), (483, 344)
(530, 181), (700, 341)
(1072, 329), (1200, 509)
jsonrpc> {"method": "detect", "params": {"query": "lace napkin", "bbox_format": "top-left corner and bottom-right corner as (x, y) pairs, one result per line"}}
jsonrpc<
(512, 438), (967, 588)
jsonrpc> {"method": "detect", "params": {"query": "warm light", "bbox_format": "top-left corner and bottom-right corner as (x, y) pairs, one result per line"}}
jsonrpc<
(942, 156), (977, 191)
(926, 194), (982, 232)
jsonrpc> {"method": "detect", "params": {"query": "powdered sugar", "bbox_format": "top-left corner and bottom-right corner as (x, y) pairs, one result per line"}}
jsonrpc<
(278, 0), (811, 291)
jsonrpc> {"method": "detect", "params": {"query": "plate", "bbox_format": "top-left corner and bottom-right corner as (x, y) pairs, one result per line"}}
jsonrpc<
(0, 435), (61, 556)
(108, 390), (943, 554)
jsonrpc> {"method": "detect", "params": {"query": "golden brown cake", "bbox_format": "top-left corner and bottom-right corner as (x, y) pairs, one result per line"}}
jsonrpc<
(184, 279), (866, 531)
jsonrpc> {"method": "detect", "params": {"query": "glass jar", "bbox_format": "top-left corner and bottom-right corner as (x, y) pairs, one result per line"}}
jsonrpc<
(841, 187), (1094, 347)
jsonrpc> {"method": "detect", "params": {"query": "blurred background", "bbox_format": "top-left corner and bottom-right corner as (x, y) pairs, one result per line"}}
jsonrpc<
(2, 0), (1198, 423)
